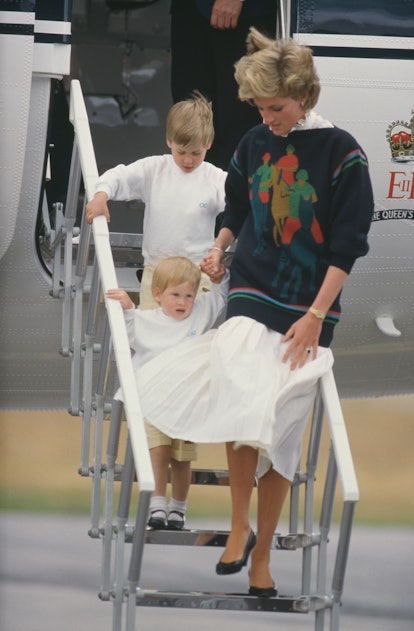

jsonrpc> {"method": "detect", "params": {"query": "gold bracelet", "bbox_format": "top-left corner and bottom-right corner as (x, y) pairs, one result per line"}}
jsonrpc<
(309, 306), (326, 320)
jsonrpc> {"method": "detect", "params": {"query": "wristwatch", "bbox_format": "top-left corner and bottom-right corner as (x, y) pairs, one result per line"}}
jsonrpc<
(309, 307), (326, 320)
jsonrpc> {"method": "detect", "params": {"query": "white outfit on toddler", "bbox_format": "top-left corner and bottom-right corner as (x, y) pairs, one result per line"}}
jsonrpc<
(137, 315), (334, 482)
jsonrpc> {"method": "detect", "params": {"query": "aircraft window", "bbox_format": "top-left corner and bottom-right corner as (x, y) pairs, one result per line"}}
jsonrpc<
(295, 0), (414, 39)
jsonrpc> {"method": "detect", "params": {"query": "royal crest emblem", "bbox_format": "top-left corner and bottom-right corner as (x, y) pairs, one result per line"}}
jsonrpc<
(386, 109), (414, 162)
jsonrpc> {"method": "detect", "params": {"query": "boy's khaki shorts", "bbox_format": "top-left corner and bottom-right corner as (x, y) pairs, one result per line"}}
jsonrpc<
(144, 420), (197, 462)
(117, 406), (196, 462)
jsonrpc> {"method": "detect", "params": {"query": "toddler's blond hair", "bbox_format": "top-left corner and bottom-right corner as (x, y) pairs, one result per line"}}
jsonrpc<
(152, 256), (201, 295)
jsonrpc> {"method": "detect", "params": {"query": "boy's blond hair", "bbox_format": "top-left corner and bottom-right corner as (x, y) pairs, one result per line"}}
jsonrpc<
(151, 257), (201, 295)
(235, 28), (321, 112)
(166, 91), (214, 148)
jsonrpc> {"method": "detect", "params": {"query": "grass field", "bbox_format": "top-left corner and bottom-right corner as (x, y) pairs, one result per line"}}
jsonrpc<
(1, 395), (413, 525)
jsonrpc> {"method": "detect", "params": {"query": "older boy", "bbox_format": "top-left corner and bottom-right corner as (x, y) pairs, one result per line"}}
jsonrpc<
(86, 92), (227, 308)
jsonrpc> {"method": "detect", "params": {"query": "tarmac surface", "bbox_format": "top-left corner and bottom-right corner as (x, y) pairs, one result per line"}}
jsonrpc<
(1, 512), (413, 631)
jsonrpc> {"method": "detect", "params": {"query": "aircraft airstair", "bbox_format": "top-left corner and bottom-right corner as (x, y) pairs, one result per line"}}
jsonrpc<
(51, 78), (360, 631)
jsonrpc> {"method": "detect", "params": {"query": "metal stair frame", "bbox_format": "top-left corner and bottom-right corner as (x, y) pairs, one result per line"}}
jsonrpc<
(55, 78), (360, 631)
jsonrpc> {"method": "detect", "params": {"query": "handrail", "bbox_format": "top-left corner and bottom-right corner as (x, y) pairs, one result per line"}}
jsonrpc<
(320, 370), (359, 502)
(69, 79), (154, 493)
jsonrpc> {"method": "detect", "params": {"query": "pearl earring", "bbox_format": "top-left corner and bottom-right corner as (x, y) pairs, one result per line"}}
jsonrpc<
(300, 101), (305, 108)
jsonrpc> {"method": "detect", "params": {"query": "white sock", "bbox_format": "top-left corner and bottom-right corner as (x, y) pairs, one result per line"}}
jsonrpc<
(150, 496), (167, 515)
(168, 498), (187, 520)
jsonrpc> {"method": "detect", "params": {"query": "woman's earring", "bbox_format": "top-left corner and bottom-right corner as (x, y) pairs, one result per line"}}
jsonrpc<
(300, 101), (305, 108)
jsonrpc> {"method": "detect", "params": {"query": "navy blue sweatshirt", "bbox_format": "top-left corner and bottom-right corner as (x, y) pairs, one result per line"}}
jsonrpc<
(222, 123), (374, 346)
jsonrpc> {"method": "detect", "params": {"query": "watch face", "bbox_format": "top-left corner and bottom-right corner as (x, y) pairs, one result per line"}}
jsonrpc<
(310, 307), (325, 320)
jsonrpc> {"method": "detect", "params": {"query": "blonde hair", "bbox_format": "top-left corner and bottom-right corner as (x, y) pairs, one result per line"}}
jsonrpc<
(166, 91), (214, 147)
(152, 257), (201, 295)
(234, 28), (320, 111)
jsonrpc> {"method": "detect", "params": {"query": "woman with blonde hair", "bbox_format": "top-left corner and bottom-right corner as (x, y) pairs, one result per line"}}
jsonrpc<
(139, 27), (373, 596)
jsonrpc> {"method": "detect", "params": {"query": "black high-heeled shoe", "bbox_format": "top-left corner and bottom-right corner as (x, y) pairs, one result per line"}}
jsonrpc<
(248, 583), (277, 598)
(216, 530), (256, 575)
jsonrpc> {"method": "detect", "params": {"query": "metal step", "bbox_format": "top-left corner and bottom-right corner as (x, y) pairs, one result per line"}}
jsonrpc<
(134, 590), (329, 613)
(112, 527), (319, 551)
(143, 528), (228, 547)
(189, 468), (232, 485)
(96, 525), (227, 544)
(95, 466), (255, 486)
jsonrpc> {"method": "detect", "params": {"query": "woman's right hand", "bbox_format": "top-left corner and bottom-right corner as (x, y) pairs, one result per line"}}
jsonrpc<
(85, 191), (110, 224)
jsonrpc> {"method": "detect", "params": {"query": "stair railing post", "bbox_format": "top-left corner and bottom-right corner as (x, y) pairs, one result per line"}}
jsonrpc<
(302, 387), (325, 595)
(329, 500), (356, 631)
(96, 395), (121, 601)
(79, 260), (101, 474)
(90, 316), (113, 533)
(126, 488), (151, 631)
(114, 436), (136, 631)
(60, 141), (81, 354)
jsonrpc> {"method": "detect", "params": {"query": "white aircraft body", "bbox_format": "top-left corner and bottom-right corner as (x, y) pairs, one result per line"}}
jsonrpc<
(1, 0), (413, 409)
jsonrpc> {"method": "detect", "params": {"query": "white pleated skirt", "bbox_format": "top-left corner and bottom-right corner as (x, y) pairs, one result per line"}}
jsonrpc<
(137, 316), (334, 481)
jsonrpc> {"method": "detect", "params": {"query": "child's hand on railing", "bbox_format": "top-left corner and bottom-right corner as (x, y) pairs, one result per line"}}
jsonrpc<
(86, 191), (111, 224)
(106, 288), (134, 310)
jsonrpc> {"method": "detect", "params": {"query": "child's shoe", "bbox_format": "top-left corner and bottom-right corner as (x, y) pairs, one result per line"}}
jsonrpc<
(167, 510), (185, 530)
(147, 509), (167, 529)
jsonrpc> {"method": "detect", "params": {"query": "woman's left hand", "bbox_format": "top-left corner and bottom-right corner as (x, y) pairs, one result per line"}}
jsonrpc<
(207, 263), (226, 284)
(282, 313), (322, 370)
(201, 248), (223, 276)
